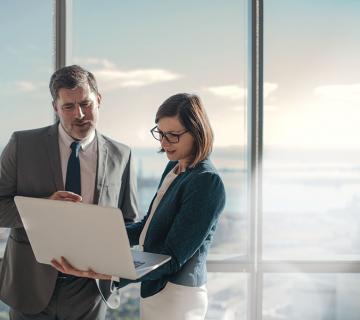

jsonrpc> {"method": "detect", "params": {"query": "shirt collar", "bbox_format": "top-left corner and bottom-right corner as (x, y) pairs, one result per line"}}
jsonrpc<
(58, 123), (96, 151)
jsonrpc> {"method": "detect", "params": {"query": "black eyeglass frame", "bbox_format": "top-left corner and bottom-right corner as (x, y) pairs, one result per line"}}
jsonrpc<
(150, 126), (188, 144)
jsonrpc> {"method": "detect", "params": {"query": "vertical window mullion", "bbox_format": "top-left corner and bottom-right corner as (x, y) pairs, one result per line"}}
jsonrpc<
(54, 0), (72, 70)
(54, 0), (72, 124)
(247, 0), (264, 319)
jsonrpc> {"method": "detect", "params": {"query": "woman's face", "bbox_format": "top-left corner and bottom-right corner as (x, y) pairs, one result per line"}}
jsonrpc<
(157, 116), (195, 168)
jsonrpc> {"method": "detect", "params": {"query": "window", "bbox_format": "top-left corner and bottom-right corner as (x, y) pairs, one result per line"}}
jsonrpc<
(0, 0), (53, 257)
(0, 1), (53, 317)
(1, 1), (359, 319)
(262, 0), (360, 318)
(263, 0), (360, 261)
(71, 0), (248, 318)
(263, 274), (360, 319)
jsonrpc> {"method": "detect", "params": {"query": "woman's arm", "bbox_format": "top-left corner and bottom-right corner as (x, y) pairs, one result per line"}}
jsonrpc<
(131, 171), (226, 282)
(52, 171), (225, 287)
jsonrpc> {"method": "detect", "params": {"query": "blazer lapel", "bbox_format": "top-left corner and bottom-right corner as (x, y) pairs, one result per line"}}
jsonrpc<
(94, 132), (108, 205)
(45, 124), (64, 190)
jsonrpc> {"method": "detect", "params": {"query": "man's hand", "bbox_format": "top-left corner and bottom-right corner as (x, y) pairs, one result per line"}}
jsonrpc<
(48, 191), (82, 202)
(51, 257), (112, 280)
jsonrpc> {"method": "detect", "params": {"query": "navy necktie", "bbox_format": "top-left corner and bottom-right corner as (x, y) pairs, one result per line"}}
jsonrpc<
(65, 141), (81, 195)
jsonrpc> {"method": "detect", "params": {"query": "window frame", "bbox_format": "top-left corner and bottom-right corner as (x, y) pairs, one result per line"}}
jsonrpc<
(52, 1), (360, 319)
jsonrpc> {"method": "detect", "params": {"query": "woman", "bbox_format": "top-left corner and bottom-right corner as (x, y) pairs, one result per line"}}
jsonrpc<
(53, 93), (226, 319)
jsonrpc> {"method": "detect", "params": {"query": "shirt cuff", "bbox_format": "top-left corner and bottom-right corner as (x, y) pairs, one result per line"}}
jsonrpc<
(111, 275), (120, 282)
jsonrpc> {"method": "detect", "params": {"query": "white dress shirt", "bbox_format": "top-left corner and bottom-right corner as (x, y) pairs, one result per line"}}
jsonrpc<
(138, 165), (179, 251)
(58, 124), (97, 204)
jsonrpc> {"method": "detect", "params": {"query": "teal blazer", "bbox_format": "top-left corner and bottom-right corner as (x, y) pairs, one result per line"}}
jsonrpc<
(117, 158), (226, 298)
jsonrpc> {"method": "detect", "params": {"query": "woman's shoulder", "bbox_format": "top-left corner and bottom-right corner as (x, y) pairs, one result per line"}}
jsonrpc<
(181, 159), (226, 209)
(186, 159), (224, 189)
(195, 158), (216, 171)
(190, 158), (220, 177)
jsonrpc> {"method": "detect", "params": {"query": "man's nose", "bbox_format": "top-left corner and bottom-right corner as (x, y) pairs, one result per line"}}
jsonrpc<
(74, 105), (85, 119)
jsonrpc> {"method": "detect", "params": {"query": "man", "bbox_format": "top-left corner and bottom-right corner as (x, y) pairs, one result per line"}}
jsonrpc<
(0, 65), (138, 319)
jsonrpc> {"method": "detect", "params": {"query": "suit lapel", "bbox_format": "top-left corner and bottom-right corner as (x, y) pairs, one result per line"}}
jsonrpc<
(94, 132), (108, 205)
(45, 124), (64, 190)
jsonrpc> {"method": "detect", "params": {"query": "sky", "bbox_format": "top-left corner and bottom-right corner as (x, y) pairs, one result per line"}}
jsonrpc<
(0, 0), (359, 150)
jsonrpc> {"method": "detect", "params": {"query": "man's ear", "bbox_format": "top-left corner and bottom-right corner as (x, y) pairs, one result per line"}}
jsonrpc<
(52, 100), (58, 112)
(97, 93), (102, 107)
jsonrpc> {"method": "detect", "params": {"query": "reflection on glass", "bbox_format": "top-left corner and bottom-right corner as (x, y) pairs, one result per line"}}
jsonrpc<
(263, 0), (360, 260)
(263, 274), (360, 320)
(0, 1), (53, 258)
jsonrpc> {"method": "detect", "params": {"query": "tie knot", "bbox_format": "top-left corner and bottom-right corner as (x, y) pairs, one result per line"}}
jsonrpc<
(70, 141), (81, 156)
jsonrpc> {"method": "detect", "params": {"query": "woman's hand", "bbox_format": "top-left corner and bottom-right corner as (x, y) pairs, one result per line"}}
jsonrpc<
(51, 256), (111, 280)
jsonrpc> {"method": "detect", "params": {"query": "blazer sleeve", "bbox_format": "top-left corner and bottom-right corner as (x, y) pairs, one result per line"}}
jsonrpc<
(0, 133), (23, 228)
(123, 170), (226, 283)
(126, 219), (146, 246)
(119, 150), (138, 223)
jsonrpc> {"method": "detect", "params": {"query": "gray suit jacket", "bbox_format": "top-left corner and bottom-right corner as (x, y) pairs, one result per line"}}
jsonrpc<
(0, 123), (138, 314)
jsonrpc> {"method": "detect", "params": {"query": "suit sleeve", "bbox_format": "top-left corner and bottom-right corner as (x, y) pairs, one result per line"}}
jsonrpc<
(0, 133), (23, 228)
(118, 171), (226, 284)
(119, 150), (138, 223)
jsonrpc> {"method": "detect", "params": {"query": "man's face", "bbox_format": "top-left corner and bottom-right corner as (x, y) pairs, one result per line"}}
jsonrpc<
(53, 84), (101, 140)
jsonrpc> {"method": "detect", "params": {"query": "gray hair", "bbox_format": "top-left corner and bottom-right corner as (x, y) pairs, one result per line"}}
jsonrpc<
(49, 65), (99, 101)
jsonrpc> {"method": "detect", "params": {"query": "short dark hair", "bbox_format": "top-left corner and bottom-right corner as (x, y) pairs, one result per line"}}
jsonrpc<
(155, 93), (214, 168)
(49, 65), (99, 101)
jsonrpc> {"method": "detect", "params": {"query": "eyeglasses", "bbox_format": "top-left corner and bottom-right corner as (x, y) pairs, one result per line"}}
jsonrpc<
(150, 126), (188, 144)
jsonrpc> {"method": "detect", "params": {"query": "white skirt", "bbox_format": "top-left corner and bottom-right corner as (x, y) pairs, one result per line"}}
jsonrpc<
(140, 282), (208, 320)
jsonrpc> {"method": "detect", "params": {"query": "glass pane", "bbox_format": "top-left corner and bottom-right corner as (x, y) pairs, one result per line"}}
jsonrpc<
(206, 273), (248, 320)
(263, 0), (360, 259)
(0, 1), (53, 257)
(71, 0), (248, 257)
(0, 300), (9, 319)
(106, 283), (140, 320)
(263, 274), (360, 320)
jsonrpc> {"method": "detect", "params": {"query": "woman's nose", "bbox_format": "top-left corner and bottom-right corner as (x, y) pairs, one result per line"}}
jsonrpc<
(160, 136), (170, 148)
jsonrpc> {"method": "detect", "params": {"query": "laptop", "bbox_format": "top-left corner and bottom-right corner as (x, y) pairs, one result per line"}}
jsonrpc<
(14, 196), (171, 280)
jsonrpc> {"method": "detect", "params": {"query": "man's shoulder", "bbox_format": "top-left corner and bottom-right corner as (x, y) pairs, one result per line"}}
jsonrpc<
(13, 124), (56, 139)
(97, 133), (132, 156)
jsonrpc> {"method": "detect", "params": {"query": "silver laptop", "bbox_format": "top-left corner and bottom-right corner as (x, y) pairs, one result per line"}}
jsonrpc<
(14, 196), (171, 280)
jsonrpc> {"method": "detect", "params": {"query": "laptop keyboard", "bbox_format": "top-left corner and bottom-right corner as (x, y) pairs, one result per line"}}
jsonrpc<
(134, 260), (146, 269)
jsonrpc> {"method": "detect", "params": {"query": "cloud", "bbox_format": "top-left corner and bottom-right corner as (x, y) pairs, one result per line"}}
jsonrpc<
(74, 57), (116, 69)
(205, 82), (278, 100)
(264, 82), (278, 98)
(314, 83), (360, 103)
(15, 81), (37, 92)
(95, 68), (182, 90)
(205, 85), (246, 100)
(74, 57), (182, 91)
